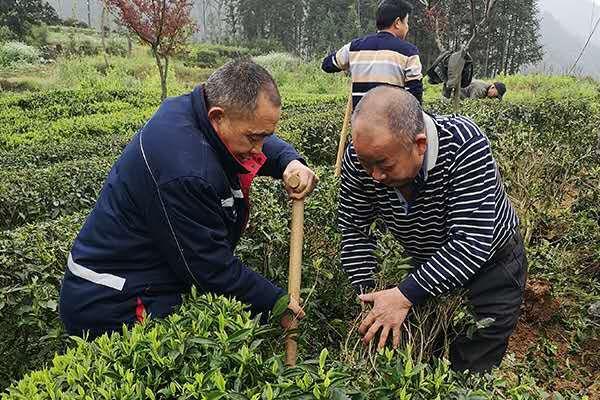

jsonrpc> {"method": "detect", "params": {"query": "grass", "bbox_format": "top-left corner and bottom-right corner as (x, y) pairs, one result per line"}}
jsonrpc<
(4, 45), (597, 105)
(423, 73), (600, 104)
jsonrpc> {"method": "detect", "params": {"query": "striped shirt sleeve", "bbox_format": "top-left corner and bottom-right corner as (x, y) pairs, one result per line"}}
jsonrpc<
(404, 54), (424, 103)
(337, 144), (378, 292)
(399, 131), (497, 305)
(321, 43), (351, 73)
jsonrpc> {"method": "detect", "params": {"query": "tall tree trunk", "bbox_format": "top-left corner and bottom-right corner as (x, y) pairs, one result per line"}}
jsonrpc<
(153, 49), (168, 101)
(72, 0), (78, 20)
(483, 27), (492, 77)
(163, 56), (169, 100)
(100, 4), (109, 69)
(86, 0), (91, 27)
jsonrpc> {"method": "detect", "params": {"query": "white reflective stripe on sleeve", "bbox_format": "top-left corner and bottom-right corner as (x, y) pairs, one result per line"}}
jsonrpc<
(67, 253), (126, 291)
(221, 197), (234, 207)
(332, 55), (340, 69)
(231, 189), (244, 198)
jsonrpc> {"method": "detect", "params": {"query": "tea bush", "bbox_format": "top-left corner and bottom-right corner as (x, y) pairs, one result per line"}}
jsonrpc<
(0, 90), (343, 168)
(0, 82), (598, 397)
(0, 133), (130, 170)
(2, 290), (352, 400)
(0, 213), (85, 389)
(0, 157), (113, 230)
(46, 27), (128, 58)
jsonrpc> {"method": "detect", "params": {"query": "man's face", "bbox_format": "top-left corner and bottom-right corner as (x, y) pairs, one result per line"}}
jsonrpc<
(209, 91), (281, 162)
(352, 116), (426, 188)
(395, 16), (410, 39)
(487, 84), (499, 98)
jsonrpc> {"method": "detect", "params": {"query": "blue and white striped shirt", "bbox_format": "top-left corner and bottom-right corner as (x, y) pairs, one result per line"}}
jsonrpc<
(338, 114), (519, 304)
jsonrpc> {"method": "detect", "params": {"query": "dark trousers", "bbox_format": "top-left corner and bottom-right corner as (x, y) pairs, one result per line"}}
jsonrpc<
(450, 230), (528, 372)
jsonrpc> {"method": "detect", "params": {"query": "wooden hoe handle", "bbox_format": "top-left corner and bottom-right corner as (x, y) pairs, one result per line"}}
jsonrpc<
(285, 174), (304, 366)
(334, 93), (353, 177)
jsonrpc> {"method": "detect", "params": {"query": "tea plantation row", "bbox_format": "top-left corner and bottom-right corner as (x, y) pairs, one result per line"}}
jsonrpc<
(0, 87), (599, 398)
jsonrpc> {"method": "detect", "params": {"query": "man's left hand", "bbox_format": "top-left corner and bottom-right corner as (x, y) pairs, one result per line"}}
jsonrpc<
(283, 160), (318, 200)
(358, 287), (412, 350)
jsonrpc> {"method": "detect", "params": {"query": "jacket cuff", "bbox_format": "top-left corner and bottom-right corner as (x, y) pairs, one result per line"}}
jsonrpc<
(279, 152), (305, 173)
(258, 286), (286, 324)
(398, 275), (429, 305)
(352, 280), (375, 295)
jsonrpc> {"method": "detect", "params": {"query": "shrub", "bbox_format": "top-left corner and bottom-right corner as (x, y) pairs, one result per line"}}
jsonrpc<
(106, 37), (128, 57)
(25, 25), (49, 48)
(0, 85), (598, 398)
(2, 290), (352, 400)
(254, 52), (301, 73)
(181, 43), (253, 68)
(0, 41), (40, 68)
(0, 133), (131, 170)
(0, 89), (346, 169)
(0, 213), (85, 389)
(0, 107), (156, 149)
(0, 157), (113, 230)
(0, 26), (16, 43)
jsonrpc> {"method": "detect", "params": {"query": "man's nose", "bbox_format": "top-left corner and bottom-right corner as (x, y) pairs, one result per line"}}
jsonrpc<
(371, 168), (387, 182)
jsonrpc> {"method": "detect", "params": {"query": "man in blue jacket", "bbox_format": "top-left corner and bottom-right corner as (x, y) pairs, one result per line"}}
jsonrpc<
(59, 60), (317, 338)
(321, 0), (424, 107)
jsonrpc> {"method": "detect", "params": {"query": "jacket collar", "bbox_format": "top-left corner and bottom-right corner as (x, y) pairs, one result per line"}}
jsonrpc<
(408, 113), (439, 194)
(376, 30), (396, 38)
(422, 112), (439, 179)
(190, 85), (251, 175)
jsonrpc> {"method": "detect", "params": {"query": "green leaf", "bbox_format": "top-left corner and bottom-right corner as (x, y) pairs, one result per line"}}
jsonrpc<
(144, 388), (156, 400)
(227, 328), (252, 344)
(271, 294), (290, 320)
(319, 348), (329, 372)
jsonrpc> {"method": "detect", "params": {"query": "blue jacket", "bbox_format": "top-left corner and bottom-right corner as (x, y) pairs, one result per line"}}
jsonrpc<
(59, 86), (301, 336)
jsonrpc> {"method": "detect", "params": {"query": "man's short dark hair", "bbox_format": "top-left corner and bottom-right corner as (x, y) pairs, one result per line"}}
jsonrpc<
(493, 81), (506, 100)
(204, 59), (281, 117)
(376, 0), (413, 30)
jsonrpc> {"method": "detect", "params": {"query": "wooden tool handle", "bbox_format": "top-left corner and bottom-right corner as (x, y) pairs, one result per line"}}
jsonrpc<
(334, 93), (353, 177)
(288, 173), (301, 190)
(285, 174), (304, 366)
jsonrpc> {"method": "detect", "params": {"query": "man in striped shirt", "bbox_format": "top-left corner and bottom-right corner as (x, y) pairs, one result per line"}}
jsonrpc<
(339, 86), (527, 372)
(321, 0), (423, 107)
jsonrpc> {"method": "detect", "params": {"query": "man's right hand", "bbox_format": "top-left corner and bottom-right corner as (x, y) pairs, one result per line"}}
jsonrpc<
(280, 296), (305, 331)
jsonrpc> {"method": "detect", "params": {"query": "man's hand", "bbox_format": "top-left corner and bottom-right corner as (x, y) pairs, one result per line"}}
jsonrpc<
(358, 287), (412, 350)
(280, 296), (305, 331)
(283, 160), (318, 200)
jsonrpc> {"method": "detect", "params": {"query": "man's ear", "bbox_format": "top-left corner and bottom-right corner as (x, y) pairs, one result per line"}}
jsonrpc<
(396, 16), (408, 26)
(415, 132), (427, 156)
(207, 106), (225, 125)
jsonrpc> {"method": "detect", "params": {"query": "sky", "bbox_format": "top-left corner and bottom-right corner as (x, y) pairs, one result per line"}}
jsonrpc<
(538, 0), (600, 46)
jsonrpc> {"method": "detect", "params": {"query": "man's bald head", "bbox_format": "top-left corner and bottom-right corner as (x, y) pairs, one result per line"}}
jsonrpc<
(350, 86), (428, 188)
(352, 86), (424, 147)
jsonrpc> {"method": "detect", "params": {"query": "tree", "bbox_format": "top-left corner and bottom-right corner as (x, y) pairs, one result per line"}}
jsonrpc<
(0, 0), (60, 38)
(105, 0), (196, 100)
(418, 0), (498, 109)
(100, 2), (109, 68)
